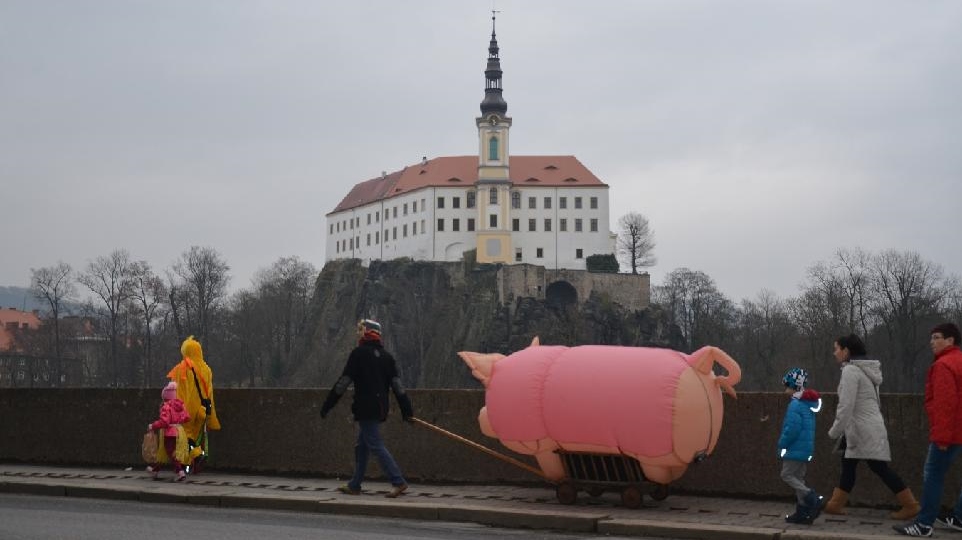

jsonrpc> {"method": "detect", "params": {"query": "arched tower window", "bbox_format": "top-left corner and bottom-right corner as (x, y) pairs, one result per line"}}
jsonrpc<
(511, 191), (520, 209)
(489, 187), (498, 205)
(488, 136), (499, 161)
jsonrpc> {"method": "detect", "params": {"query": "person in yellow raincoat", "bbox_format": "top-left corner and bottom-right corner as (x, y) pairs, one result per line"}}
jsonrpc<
(167, 336), (221, 470)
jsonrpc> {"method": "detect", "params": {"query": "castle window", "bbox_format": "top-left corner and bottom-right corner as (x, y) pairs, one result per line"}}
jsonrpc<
(437, 197), (445, 209)
(467, 218), (475, 231)
(375, 231), (379, 244)
(437, 218), (444, 232)
(512, 218), (520, 232)
(453, 218), (460, 232)
(575, 197), (583, 209)
(560, 218), (568, 232)
(453, 196), (461, 209)
(544, 218), (552, 232)
(330, 224), (333, 235)
(412, 201), (417, 212)
(403, 224), (408, 237)
(576, 248), (583, 259)
(403, 203), (408, 216)
(528, 219), (536, 232)
(590, 197), (598, 209)
(392, 227), (397, 240)
(488, 136), (499, 160)
(490, 215), (498, 228)
(366, 233), (371, 246)
(511, 191), (520, 209)
(515, 248), (522, 262)
(467, 191), (476, 208)
(544, 197), (552, 209)
(528, 197), (536, 209)
(393, 207), (398, 218)
(590, 218), (598, 232)
(421, 219), (425, 233)
(560, 197), (567, 209)
(575, 219), (583, 232)
(536, 248), (544, 258)
(489, 187), (498, 205)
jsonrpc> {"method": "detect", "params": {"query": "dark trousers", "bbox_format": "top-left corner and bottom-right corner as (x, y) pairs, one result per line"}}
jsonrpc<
(839, 457), (906, 493)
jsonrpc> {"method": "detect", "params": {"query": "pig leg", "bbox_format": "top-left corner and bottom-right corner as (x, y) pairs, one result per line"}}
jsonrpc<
(534, 451), (566, 481)
(640, 464), (674, 485)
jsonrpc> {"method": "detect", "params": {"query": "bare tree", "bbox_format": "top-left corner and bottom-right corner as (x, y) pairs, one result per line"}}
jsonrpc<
(129, 260), (167, 386)
(79, 249), (135, 386)
(869, 249), (948, 387)
(617, 212), (656, 274)
(171, 246), (230, 342)
(654, 267), (733, 351)
(30, 262), (76, 358)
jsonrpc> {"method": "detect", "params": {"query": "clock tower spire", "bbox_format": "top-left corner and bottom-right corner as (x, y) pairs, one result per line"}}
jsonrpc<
(474, 11), (513, 264)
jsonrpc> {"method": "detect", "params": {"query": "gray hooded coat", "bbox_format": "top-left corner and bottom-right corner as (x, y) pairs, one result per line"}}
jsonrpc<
(827, 359), (891, 461)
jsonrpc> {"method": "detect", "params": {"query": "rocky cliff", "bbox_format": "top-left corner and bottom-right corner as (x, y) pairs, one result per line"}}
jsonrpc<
(288, 258), (679, 389)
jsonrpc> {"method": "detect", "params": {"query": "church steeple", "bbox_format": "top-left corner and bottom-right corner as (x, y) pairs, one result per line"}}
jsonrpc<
(479, 12), (508, 117)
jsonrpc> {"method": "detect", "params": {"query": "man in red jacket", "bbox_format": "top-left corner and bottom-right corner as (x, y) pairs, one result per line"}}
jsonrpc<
(895, 322), (962, 537)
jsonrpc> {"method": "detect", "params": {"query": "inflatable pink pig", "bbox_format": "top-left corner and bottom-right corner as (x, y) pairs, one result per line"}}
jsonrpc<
(459, 339), (741, 485)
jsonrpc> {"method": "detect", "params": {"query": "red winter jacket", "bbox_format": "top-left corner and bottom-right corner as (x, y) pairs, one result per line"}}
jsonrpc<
(925, 345), (962, 446)
(150, 398), (190, 438)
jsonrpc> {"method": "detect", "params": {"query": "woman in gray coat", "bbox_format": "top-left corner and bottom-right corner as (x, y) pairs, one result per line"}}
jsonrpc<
(825, 334), (919, 519)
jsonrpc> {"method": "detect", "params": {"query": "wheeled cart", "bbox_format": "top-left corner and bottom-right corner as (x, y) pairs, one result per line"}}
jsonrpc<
(413, 418), (669, 509)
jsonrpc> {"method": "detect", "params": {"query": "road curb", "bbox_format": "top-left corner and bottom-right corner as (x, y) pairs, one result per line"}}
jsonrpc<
(598, 518), (781, 540)
(438, 504), (600, 532)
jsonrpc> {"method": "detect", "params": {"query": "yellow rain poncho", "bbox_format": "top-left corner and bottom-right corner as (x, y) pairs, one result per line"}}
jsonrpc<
(167, 336), (221, 461)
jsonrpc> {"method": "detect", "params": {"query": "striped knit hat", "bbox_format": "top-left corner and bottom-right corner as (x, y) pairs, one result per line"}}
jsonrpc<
(358, 319), (382, 342)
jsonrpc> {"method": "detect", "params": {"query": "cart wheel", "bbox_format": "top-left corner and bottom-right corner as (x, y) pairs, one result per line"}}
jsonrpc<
(586, 486), (605, 497)
(621, 485), (643, 509)
(556, 481), (578, 505)
(650, 483), (669, 501)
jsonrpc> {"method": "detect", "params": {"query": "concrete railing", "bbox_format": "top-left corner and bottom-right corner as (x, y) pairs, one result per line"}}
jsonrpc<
(2, 389), (960, 507)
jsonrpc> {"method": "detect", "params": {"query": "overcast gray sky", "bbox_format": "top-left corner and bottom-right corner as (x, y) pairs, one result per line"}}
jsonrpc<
(2, 1), (960, 302)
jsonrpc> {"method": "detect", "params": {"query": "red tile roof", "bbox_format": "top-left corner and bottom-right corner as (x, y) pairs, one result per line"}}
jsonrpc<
(0, 308), (41, 351)
(329, 155), (607, 214)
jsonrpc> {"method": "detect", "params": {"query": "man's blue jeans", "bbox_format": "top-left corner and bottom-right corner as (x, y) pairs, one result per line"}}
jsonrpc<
(916, 443), (962, 525)
(348, 420), (406, 490)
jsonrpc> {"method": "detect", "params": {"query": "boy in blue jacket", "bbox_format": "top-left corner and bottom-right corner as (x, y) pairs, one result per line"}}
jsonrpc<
(778, 367), (825, 524)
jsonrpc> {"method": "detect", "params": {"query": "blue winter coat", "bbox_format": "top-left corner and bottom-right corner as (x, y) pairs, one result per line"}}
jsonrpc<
(778, 389), (822, 461)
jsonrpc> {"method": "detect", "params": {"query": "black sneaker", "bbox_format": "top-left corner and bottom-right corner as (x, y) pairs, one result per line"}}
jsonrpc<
(937, 515), (962, 531)
(893, 522), (933, 537)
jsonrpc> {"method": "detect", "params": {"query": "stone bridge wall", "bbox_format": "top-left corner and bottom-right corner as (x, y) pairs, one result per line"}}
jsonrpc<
(2, 389), (959, 507)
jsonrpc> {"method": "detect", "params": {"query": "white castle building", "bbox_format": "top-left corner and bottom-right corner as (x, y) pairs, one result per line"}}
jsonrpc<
(326, 17), (615, 270)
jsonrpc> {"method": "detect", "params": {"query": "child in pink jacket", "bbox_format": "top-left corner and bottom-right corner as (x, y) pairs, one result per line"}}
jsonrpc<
(146, 381), (190, 481)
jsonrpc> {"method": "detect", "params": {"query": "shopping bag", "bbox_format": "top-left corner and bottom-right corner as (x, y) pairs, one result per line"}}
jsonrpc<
(142, 430), (159, 463)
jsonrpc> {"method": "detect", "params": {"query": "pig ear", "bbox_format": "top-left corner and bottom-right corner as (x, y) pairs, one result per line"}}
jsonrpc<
(530, 336), (540, 347)
(688, 346), (742, 399)
(458, 351), (506, 388)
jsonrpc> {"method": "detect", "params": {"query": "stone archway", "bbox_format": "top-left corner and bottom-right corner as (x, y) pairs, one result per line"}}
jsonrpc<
(545, 280), (578, 308)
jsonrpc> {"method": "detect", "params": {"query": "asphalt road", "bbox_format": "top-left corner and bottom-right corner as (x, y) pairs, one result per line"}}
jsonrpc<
(0, 494), (663, 540)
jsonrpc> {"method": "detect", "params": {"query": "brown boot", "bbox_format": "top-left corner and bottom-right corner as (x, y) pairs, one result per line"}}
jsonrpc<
(890, 488), (920, 520)
(824, 488), (849, 515)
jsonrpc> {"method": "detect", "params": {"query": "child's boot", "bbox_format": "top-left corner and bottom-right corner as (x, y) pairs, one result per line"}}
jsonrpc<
(804, 489), (824, 521)
(824, 488), (849, 515)
(785, 504), (814, 525)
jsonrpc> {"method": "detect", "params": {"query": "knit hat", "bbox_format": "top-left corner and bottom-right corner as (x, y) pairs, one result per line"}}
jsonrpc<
(357, 319), (382, 342)
(161, 381), (178, 400)
(782, 367), (808, 391)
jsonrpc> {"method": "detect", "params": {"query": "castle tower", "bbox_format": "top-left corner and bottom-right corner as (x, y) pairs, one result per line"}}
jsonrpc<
(474, 12), (513, 264)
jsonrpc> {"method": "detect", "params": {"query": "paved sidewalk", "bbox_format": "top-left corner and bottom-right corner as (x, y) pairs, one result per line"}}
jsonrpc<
(0, 463), (924, 539)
